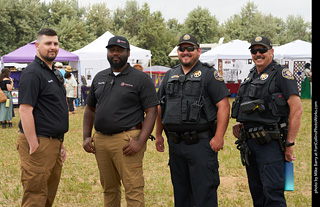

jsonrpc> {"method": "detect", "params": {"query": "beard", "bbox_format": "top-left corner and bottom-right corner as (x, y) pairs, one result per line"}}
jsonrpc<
(108, 56), (128, 70)
(179, 53), (196, 67)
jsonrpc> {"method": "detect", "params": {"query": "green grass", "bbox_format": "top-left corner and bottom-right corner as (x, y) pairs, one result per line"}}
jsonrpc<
(0, 98), (312, 206)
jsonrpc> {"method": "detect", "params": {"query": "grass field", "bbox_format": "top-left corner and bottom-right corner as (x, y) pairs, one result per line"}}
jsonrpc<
(0, 98), (312, 206)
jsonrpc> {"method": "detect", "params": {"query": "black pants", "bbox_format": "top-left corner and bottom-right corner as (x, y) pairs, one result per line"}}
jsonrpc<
(246, 139), (286, 207)
(168, 138), (220, 207)
(67, 97), (75, 112)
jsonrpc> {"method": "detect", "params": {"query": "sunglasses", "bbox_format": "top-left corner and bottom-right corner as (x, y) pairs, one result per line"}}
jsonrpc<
(53, 69), (64, 85)
(250, 48), (270, 55)
(178, 46), (199, 52)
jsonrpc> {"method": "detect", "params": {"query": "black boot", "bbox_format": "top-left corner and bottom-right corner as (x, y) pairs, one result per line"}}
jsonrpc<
(8, 123), (12, 128)
(1, 122), (6, 129)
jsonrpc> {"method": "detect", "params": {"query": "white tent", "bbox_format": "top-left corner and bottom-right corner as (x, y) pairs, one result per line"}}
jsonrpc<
(199, 40), (253, 82)
(274, 40), (311, 59)
(273, 40), (312, 94)
(72, 31), (152, 86)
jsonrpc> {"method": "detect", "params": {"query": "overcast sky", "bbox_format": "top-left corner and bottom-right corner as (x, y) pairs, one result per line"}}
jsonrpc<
(72, 0), (311, 24)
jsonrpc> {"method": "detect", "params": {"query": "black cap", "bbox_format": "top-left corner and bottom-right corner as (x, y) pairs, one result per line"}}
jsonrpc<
(178, 34), (200, 47)
(106, 36), (130, 50)
(249, 36), (272, 49)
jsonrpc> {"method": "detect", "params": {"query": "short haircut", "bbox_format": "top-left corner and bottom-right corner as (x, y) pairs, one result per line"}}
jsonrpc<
(37, 28), (57, 42)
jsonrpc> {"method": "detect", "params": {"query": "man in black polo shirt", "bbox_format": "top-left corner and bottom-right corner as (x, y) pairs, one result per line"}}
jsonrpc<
(17, 28), (68, 207)
(83, 36), (158, 206)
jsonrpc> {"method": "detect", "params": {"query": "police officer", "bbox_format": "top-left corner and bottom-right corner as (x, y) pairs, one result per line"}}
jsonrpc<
(155, 34), (230, 207)
(231, 36), (303, 206)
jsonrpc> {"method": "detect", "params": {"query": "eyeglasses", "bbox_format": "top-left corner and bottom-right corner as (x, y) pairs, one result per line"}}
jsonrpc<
(250, 48), (270, 55)
(178, 46), (199, 52)
(53, 69), (64, 85)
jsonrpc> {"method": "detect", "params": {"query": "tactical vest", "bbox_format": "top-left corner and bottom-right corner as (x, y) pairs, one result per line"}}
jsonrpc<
(162, 63), (217, 126)
(231, 62), (289, 125)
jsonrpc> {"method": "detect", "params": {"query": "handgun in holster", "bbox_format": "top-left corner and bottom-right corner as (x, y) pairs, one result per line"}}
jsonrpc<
(235, 128), (251, 166)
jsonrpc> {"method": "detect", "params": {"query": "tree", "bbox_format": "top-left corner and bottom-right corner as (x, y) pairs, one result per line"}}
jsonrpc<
(183, 6), (220, 43)
(85, 3), (113, 37)
(0, 0), (49, 56)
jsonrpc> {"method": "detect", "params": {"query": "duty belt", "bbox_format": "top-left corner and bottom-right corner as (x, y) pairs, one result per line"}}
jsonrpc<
(244, 125), (281, 145)
(166, 128), (216, 145)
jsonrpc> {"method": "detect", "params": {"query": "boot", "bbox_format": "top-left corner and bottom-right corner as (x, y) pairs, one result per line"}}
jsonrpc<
(1, 122), (6, 129)
(8, 123), (13, 128)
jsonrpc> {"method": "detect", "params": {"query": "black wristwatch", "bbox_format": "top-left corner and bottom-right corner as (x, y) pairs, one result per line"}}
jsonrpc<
(285, 140), (295, 147)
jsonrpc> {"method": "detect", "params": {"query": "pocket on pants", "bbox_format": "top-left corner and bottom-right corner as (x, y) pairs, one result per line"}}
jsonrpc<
(21, 162), (46, 193)
(207, 159), (220, 189)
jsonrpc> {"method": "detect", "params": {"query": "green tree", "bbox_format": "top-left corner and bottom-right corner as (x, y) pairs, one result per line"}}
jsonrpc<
(183, 6), (220, 43)
(86, 2), (113, 37)
(0, 0), (49, 56)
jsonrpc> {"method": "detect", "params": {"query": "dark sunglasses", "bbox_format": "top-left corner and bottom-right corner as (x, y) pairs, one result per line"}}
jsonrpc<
(178, 46), (199, 52)
(250, 48), (270, 55)
(53, 69), (64, 85)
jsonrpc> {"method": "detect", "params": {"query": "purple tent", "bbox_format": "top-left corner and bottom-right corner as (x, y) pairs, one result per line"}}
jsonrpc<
(1, 41), (79, 63)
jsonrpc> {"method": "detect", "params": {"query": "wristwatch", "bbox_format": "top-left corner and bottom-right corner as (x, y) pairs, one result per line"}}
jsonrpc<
(285, 140), (295, 147)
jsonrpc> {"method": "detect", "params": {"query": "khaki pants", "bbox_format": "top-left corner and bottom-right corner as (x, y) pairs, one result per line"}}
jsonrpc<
(93, 130), (146, 207)
(16, 132), (63, 207)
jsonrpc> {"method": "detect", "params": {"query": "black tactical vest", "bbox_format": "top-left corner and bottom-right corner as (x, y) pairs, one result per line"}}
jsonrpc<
(231, 62), (289, 125)
(162, 63), (217, 127)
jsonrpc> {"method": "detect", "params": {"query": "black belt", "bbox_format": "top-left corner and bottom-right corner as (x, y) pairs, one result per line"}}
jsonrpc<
(96, 123), (142, 136)
(166, 127), (216, 145)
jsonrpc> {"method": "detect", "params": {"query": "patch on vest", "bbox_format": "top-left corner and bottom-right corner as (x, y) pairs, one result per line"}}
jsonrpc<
(259, 73), (269, 80)
(214, 70), (224, 81)
(193, 70), (202, 77)
(281, 68), (294, 80)
(170, 75), (179, 79)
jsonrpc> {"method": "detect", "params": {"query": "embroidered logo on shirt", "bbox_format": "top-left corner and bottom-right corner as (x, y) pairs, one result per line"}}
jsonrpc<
(121, 82), (133, 87)
(48, 80), (53, 83)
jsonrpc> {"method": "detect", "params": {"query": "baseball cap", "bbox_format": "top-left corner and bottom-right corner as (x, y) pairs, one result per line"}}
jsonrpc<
(177, 34), (200, 47)
(249, 36), (272, 49)
(106, 36), (130, 50)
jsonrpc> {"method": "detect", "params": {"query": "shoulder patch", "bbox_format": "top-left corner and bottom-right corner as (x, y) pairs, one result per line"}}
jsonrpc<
(214, 70), (224, 81)
(281, 68), (294, 80)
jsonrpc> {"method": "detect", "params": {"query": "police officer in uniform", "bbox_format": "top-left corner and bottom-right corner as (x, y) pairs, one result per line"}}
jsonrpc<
(231, 36), (303, 207)
(155, 34), (230, 207)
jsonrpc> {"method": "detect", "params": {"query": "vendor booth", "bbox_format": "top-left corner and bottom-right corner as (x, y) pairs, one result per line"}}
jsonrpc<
(1, 41), (79, 106)
(199, 40), (253, 96)
(274, 40), (312, 96)
(72, 31), (152, 86)
(143, 65), (170, 88)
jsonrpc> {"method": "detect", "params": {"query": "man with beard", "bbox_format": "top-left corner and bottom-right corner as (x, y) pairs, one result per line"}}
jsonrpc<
(17, 28), (68, 206)
(155, 34), (230, 206)
(83, 36), (158, 206)
(231, 36), (302, 206)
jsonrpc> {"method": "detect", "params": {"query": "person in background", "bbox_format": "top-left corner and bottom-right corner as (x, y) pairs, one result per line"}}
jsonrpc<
(64, 71), (77, 114)
(55, 62), (66, 83)
(300, 62), (312, 99)
(0, 68), (14, 128)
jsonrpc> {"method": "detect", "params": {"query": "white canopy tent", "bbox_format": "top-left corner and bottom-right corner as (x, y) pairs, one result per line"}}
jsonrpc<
(274, 40), (311, 59)
(199, 40), (253, 82)
(72, 31), (152, 86)
(274, 40), (312, 93)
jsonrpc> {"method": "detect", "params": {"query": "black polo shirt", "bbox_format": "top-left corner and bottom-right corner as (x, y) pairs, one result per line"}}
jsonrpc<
(18, 56), (69, 138)
(86, 64), (158, 134)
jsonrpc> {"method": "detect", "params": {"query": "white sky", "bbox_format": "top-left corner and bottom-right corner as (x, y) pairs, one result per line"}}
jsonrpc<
(72, 0), (312, 24)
